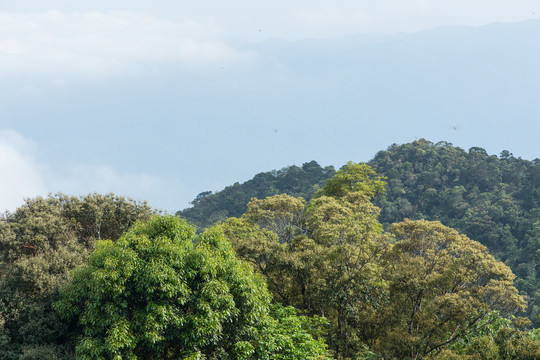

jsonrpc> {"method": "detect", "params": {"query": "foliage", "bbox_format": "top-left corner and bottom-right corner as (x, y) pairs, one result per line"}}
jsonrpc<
(177, 161), (335, 229)
(253, 303), (330, 360)
(220, 164), (529, 359)
(316, 162), (386, 200)
(0, 193), (154, 360)
(447, 312), (540, 359)
(374, 220), (526, 359)
(221, 163), (392, 359)
(370, 139), (540, 323)
(55, 215), (330, 360)
(243, 194), (307, 244)
(2, 139), (538, 359)
(180, 140), (539, 324)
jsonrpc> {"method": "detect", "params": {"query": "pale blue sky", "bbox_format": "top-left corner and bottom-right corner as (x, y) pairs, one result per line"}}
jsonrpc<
(3, 0), (539, 39)
(1, 1), (539, 212)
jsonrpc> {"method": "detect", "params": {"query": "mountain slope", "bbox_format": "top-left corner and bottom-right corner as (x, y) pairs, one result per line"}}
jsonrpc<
(177, 139), (540, 322)
(177, 161), (335, 229)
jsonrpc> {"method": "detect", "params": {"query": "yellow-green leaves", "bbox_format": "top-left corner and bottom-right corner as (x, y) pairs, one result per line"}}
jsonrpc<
(317, 162), (386, 200)
(221, 166), (391, 358)
(307, 193), (382, 246)
(377, 220), (526, 359)
(244, 194), (306, 244)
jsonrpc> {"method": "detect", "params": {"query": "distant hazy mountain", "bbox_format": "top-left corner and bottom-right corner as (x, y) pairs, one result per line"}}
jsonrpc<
(3, 20), (539, 212)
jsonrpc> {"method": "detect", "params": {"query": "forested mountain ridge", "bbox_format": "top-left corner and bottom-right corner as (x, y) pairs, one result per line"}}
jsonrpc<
(373, 140), (539, 254)
(177, 139), (540, 322)
(1, 154), (539, 359)
(178, 160), (336, 229)
(371, 140), (540, 323)
(0, 196), (329, 359)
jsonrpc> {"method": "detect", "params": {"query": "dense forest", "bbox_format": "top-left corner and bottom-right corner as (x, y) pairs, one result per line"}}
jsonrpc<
(1, 139), (539, 359)
(178, 139), (540, 324)
(179, 160), (336, 229)
(0, 194), (155, 359)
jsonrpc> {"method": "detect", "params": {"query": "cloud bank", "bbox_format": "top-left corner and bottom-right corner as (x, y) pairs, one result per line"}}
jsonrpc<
(47, 164), (176, 211)
(0, 130), (182, 212)
(0, 130), (45, 212)
(0, 11), (255, 81)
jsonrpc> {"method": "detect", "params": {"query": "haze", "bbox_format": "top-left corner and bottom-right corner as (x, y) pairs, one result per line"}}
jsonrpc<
(1, 0), (539, 211)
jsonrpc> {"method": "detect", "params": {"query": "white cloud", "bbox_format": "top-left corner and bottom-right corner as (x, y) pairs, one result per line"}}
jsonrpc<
(2, 1), (539, 43)
(0, 130), (186, 212)
(0, 130), (46, 212)
(40, 161), (189, 212)
(299, 9), (369, 29)
(48, 164), (162, 203)
(0, 11), (256, 81)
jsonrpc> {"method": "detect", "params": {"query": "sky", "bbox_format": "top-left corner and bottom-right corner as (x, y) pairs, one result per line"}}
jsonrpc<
(1, 1), (539, 213)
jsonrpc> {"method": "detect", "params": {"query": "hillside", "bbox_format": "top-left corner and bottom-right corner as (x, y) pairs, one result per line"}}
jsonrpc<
(177, 139), (540, 322)
(178, 161), (336, 229)
(1, 152), (538, 358)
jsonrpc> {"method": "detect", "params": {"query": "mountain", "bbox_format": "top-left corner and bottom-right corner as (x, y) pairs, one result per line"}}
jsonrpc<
(177, 139), (540, 322)
(4, 20), (540, 212)
(178, 161), (336, 229)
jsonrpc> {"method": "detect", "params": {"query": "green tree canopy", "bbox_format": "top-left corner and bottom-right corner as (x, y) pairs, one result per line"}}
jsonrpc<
(55, 216), (329, 360)
(0, 193), (154, 360)
(376, 220), (526, 359)
(177, 161), (335, 229)
(445, 312), (540, 359)
(221, 163), (391, 358)
(179, 141), (540, 323)
(316, 162), (386, 200)
(370, 139), (540, 323)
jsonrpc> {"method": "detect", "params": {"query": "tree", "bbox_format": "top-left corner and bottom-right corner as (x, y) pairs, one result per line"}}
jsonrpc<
(221, 163), (391, 359)
(179, 142), (540, 324)
(306, 174), (390, 357)
(370, 139), (540, 324)
(376, 220), (526, 359)
(0, 193), (154, 360)
(177, 162), (335, 229)
(316, 162), (386, 200)
(446, 313), (540, 359)
(243, 194), (306, 244)
(55, 216), (329, 359)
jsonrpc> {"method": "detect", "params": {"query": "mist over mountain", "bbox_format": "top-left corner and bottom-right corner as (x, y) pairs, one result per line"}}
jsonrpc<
(2, 20), (539, 212)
